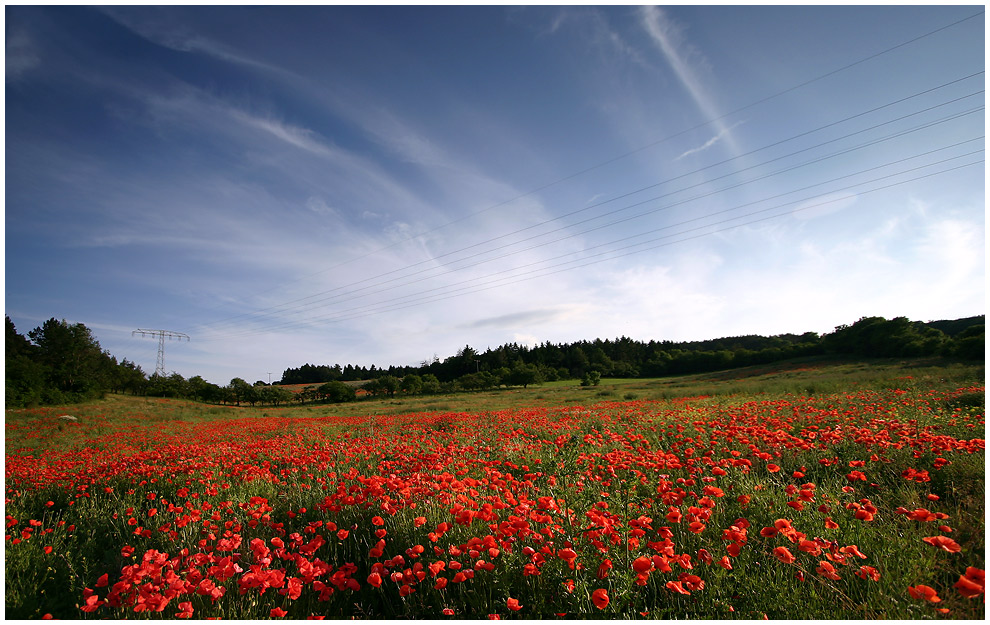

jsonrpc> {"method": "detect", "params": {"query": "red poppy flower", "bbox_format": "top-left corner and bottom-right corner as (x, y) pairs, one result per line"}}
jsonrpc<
(923, 536), (961, 553)
(772, 547), (796, 564)
(908, 508), (936, 522)
(666, 581), (690, 595)
(591, 588), (609, 609)
(767, 464), (781, 473)
(680, 574), (704, 592)
(840, 545), (867, 559)
(628, 556), (651, 574)
(856, 566), (881, 582)
(633, 556), (653, 573)
(270, 607), (288, 617)
(507, 598), (522, 611)
(816, 561), (841, 581)
(908, 585), (941, 603)
(697, 548), (713, 565)
(955, 567), (984, 599)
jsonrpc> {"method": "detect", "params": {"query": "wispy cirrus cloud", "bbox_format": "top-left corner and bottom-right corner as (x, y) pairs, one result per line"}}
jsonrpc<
(100, 6), (291, 76)
(104, 9), (547, 244)
(228, 109), (337, 158)
(547, 7), (652, 69)
(136, 86), (438, 230)
(463, 308), (567, 330)
(6, 28), (41, 80)
(639, 6), (741, 157)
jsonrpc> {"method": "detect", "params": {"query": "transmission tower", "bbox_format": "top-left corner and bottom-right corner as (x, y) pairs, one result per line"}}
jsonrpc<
(133, 329), (190, 376)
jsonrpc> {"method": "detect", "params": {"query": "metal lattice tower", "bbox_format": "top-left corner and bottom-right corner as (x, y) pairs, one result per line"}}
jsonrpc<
(132, 329), (190, 376)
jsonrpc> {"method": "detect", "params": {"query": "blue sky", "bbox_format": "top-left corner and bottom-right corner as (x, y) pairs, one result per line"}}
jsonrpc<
(5, 5), (985, 385)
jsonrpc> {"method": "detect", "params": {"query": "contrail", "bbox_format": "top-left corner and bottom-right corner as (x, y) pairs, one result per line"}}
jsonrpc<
(676, 120), (746, 160)
(640, 6), (742, 158)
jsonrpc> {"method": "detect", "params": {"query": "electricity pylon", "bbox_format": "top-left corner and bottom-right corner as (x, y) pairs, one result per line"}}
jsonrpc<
(132, 329), (190, 377)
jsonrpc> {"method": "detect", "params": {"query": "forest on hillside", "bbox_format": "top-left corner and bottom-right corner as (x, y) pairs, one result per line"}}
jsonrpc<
(279, 315), (985, 385)
(6, 314), (982, 408)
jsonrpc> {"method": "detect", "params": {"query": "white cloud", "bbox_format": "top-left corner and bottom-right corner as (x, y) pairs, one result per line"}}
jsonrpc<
(511, 333), (541, 348)
(230, 110), (337, 158)
(912, 216), (985, 303)
(354, 107), (450, 167)
(101, 7), (290, 76)
(699, 204), (985, 337)
(305, 196), (338, 217)
(6, 29), (40, 80)
(548, 8), (651, 69)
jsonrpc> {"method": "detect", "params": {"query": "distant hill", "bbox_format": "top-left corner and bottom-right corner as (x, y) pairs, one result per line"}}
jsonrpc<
(921, 315), (984, 337)
(277, 314), (985, 386)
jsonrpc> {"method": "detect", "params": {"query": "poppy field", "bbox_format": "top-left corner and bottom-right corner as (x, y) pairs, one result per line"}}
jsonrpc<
(4, 365), (985, 619)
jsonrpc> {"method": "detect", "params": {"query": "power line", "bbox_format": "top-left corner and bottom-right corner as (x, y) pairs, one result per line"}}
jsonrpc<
(199, 83), (982, 331)
(202, 157), (983, 337)
(196, 11), (984, 329)
(241, 103), (985, 325)
(206, 74), (982, 329)
(201, 133), (983, 338)
(205, 108), (982, 337)
(199, 147), (983, 340)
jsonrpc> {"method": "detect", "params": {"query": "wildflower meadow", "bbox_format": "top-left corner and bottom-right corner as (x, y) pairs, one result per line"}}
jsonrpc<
(4, 361), (985, 619)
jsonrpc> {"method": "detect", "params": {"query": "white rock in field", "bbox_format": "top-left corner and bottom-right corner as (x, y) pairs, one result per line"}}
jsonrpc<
(57, 415), (78, 422)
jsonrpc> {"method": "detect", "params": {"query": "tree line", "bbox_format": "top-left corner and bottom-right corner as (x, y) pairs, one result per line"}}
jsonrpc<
(280, 315), (984, 386)
(5, 314), (983, 408)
